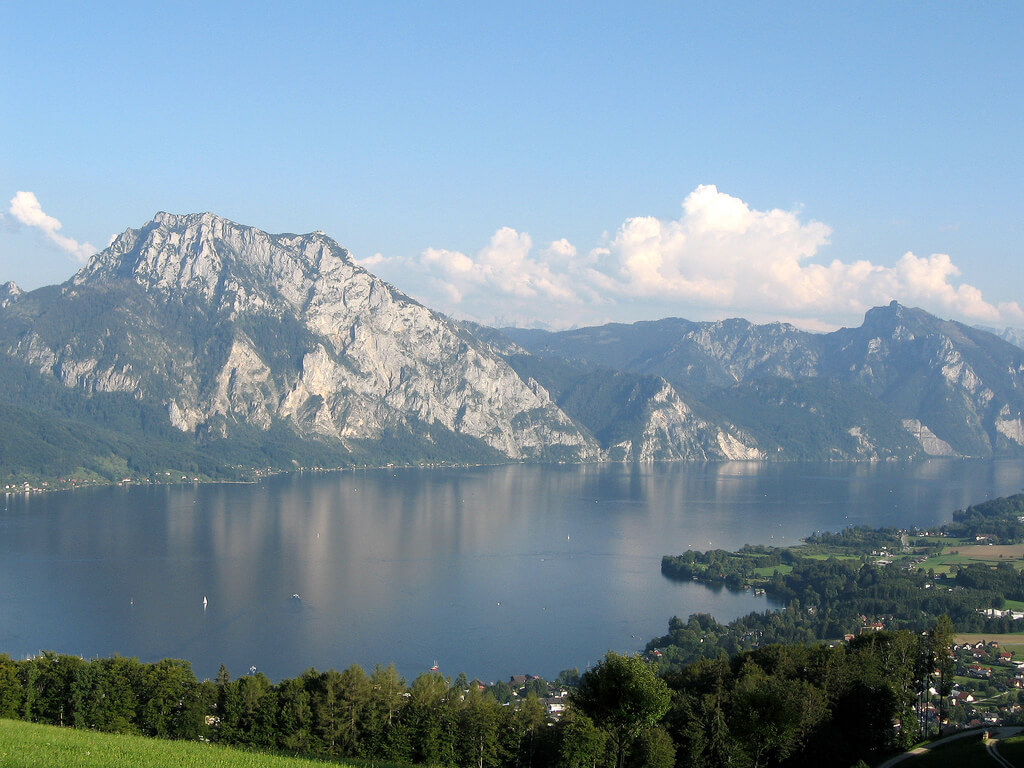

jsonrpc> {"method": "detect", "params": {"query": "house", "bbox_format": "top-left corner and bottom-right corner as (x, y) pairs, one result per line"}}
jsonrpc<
(967, 664), (993, 679)
(541, 697), (566, 717)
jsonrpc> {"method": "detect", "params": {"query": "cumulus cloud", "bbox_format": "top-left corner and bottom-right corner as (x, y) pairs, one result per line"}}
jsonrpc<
(8, 191), (97, 262)
(358, 184), (1024, 329)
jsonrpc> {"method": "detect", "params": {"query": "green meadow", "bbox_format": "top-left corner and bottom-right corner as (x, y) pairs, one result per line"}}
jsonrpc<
(0, 719), (356, 768)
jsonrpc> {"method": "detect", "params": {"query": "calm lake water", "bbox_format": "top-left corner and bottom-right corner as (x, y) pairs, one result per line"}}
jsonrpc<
(2, 459), (1024, 683)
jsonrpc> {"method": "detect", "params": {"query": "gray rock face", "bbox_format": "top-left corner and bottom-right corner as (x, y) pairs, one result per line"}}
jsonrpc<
(0, 282), (20, 308)
(11, 212), (600, 462)
(605, 378), (763, 462)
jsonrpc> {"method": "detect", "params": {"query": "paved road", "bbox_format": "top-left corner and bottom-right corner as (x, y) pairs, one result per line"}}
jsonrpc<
(875, 726), (1022, 767)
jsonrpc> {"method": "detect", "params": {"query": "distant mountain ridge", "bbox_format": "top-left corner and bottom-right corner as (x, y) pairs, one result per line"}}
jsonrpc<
(502, 301), (1024, 460)
(1, 211), (1022, 483)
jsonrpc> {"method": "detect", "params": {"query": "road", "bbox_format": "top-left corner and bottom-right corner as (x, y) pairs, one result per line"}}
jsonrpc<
(875, 726), (1022, 767)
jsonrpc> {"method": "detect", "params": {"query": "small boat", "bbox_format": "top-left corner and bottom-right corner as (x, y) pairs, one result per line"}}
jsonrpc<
(291, 593), (302, 601)
(203, 596), (208, 610)
(430, 660), (439, 671)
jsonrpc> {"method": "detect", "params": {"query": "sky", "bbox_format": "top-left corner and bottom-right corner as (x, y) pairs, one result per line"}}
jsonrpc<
(2, 2), (1022, 332)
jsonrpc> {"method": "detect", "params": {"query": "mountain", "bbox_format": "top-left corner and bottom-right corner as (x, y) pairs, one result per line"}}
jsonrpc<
(0, 213), (600, 482)
(3, 211), (1023, 484)
(977, 325), (1024, 350)
(459, 321), (762, 462)
(504, 301), (1024, 459)
(0, 282), (20, 308)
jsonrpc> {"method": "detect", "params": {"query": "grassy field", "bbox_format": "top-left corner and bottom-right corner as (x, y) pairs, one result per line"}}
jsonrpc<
(897, 732), (986, 766)
(947, 543), (1024, 559)
(917, 547), (1024, 574)
(897, 731), (1024, 767)
(995, 733), (1024, 764)
(0, 719), (353, 768)
(752, 564), (793, 577)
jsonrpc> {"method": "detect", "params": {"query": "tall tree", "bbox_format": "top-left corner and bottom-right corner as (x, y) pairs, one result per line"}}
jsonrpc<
(0, 654), (23, 719)
(570, 653), (671, 768)
(557, 709), (608, 768)
(455, 686), (502, 768)
(728, 659), (826, 768)
(925, 614), (956, 734)
(365, 663), (408, 761)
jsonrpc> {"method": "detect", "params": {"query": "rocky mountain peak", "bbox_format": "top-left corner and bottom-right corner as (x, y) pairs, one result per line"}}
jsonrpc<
(5, 211), (601, 465)
(0, 281), (21, 307)
(72, 212), (360, 314)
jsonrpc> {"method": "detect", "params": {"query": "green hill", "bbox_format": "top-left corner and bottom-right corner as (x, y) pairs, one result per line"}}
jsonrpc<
(0, 718), (368, 768)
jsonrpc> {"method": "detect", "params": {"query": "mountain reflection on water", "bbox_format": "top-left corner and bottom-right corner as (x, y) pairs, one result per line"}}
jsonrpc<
(1, 459), (1023, 683)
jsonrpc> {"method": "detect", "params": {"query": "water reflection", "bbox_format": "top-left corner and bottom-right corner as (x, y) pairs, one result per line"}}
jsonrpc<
(1, 459), (1022, 683)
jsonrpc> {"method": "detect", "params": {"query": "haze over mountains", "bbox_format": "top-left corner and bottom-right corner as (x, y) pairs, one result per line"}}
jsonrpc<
(1, 212), (1023, 483)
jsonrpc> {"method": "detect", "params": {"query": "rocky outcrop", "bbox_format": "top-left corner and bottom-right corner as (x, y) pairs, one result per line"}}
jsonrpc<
(0, 282), (20, 308)
(607, 379), (762, 462)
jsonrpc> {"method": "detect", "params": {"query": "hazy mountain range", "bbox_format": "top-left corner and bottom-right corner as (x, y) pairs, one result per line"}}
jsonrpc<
(2, 212), (1023, 483)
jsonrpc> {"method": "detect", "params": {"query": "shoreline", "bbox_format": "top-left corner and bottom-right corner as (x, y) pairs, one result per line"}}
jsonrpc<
(0, 453), (992, 498)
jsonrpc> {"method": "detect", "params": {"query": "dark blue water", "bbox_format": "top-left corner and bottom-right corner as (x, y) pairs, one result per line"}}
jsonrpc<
(1, 459), (1022, 683)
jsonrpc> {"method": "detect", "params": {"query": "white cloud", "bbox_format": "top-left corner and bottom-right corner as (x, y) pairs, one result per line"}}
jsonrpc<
(8, 191), (96, 262)
(358, 184), (1024, 329)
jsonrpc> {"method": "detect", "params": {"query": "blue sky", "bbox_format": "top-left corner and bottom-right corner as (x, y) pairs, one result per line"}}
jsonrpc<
(2, 2), (1022, 330)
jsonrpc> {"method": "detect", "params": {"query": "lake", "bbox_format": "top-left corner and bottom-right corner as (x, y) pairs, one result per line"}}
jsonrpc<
(2, 459), (1023, 684)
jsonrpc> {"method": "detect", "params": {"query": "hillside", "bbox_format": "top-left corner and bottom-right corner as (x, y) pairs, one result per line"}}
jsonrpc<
(0, 719), (366, 768)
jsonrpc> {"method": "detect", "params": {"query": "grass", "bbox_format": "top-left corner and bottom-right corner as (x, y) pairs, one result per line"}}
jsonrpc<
(0, 719), (353, 768)
(752, 564), (793, 577)
(898, 731), (989, 766)
(915, 543), (1024, 575)
(995, 733), (1024, 764)
(901, 732), (1024, 767)
(949, 543), (1024, 559)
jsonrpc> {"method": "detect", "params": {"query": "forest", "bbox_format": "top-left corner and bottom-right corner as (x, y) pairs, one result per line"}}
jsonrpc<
(0, 629), (955, 768)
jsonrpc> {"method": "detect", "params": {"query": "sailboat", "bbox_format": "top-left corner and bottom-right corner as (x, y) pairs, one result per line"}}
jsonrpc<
(203, 595), (208, 610)
(430, 660), (439, 671)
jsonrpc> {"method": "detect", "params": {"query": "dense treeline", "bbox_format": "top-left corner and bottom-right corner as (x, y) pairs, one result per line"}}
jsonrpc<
(663, 629), (946, 768)
(947, 494), (1024, 542)
(0, 627), (952, 768)
(657, 552), (1013, 666)
(0, 653), (559, 766)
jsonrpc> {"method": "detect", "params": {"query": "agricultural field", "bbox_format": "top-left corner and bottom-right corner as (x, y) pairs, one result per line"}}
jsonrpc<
(915, 543), (1024, 575)
(955, 633), (1024, 651)
(0, 719), (356, 768)
(948, 544), (1024, 560)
